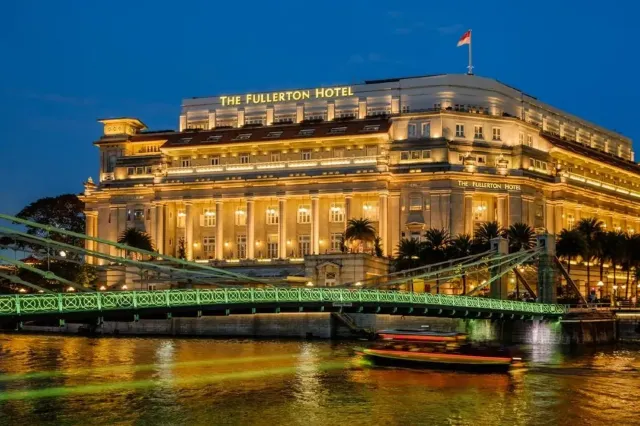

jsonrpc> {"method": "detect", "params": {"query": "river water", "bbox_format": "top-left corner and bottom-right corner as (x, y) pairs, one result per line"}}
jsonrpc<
(0, 334), (639, 426)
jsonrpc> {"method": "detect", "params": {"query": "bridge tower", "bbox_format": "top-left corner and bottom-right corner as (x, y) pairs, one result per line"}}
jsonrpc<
(489, 237), (509, 299)
(537, 233), (557, 304)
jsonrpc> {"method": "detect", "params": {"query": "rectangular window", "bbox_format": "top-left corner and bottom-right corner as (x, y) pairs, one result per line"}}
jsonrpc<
(237, 235), (247, 259)
(492, 128), (502, 141)
(422, 150), (431, 160)
(145, 166), (153, 174)
(235, 208), (246, 226)
(330, 233), (343, 252)
(266, 206), (279, 225)
(270, 152), (281, 162)
(519, 132), (524, 145)
(363, 201), (379, 221)
(411, 151), (421, 160)
(408, 124), (417, 138)
(127, 167), (134, 176)
(180, 157), (191, 168)
(366, 145), (377, 157)
(240, 153), (250, 164)
(203, 236), (215, 258)
(527, 135), (533, 147)
(409, 196), (422, 211)
(210, 156), (220, 166)
(455, 124), (465, 138)
(297, 204), (311, 224)
(206, 135), (222, 142)
(301, 150), (312, 160)
(477, 155), (486, 165)
(267, 234), (279, 258)
(422, 122), (431, 138)
(177, 210), (186, 228)
(474, 125), (484, 139)
(333, 148), (344, 158)
(136, 167), (144, 175)
(330, 202), (345, 222)
(298, 235), (311, 256)
(203, 208), (216, 227)
(400, 151), (410, 161)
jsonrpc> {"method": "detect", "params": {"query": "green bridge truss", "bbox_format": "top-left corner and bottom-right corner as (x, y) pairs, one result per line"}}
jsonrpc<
(0, 288), (566, 321)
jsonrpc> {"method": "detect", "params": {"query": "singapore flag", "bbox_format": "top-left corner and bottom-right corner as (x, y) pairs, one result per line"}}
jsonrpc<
(457, 30), (471, 47)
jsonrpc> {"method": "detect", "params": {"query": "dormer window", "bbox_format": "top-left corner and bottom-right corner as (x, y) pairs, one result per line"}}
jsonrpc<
(234, 133), (252, 141)
(298, 129), (315, 136)
(206, 135), (222, 142)
(265, 131), (283, 139)
(329, 127), (347, 134)
(177, 137), (192, 145)
(362, 125), (380, 132)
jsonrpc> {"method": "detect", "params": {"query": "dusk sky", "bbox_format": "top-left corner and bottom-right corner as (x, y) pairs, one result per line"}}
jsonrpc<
(1, 0), (636, 214)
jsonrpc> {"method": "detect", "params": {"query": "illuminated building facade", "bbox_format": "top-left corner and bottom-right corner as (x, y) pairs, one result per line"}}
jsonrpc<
(82, 74), (638, 288)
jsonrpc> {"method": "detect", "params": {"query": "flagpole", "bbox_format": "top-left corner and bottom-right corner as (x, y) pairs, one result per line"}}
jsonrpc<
(467, 29), (473, 75)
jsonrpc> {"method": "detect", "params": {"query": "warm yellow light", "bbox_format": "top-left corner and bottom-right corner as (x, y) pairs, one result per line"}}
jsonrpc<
(224, 242), (230, 247)
(255, 241), (261, 247)
(355, 281), (362, 286)
(597, 281), (604, 287)
(99, 285), (106, 291)
(18, 288), (26, 293)
(67, 287), (75, 292)
(306, 281), (314, 287)
(121, 284), (128, 290)
(613, 285), (618, 290)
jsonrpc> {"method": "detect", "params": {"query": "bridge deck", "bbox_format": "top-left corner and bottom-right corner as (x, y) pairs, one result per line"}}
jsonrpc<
(0, 289), (566, 321)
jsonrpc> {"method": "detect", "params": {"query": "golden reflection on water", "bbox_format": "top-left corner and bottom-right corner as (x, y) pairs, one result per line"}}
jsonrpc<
(1, 335), (640, 425)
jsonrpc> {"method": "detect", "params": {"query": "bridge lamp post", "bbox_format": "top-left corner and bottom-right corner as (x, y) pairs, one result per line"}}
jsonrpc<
(99, 285), (106, 291)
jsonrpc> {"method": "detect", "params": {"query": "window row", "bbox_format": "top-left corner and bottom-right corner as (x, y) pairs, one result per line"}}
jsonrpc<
(400, 150), (431, 161)
(456, 124), (501, 141)
(407, 122), (430, 139)
(176, 203), (380, 227)
(127, 166), (154, 176)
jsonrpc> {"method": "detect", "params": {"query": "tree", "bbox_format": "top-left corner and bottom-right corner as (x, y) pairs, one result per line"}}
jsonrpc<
(576, 217), (604, 289)
(421, 228), (450, 265)
(394, 238), (423, 271)
(507, 222), (536, 252)
(449, 234), (474, 294)
(596, 231), (625, 300)
(621, 233), (640, 300)
(177, 237), (186, 260)
(474, 221), (506, 251)
(345, 218), (376, 252)
(15, 194), (85, 251)
(373, 236), (383, 257)
(118, 228), (154, 259)
(556, 228), (587, 294)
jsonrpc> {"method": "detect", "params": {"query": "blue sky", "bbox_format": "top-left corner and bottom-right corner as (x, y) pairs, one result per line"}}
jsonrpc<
(0, 0), (636, 215)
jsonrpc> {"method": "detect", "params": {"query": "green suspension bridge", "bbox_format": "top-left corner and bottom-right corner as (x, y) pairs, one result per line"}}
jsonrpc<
(0, 213), (569, 324)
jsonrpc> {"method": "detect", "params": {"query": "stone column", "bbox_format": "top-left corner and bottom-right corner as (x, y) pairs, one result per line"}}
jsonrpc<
(185, 202), (193, 260)
(545, 202), (555, 234)
(379, 192), (389, 256)
(537, 234), (557, 304)
(247, 198), (255, 259)
(489, 237), (509, 299)
(344, 194), (352, 223)
(497, 196), (507, 228)
(389, 192), (400, 257)
(215, 200), (224, 260)
(155, 203), (164, 255)
(85, 211), (97, 265)
(450, 191), (465, 237)
(108, 207), (119, 257)
(311, 195), (320, 254)
(554, 205), (564, 232)
(278, 197), (287, 259)
(463, 194), (473, 235)
(508, 194), (522, 226)
(149, 204), (157, 249)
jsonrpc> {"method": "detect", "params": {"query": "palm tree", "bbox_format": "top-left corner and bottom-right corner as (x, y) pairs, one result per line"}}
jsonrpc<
(474, 221), (506, 251)
(118, 228), (154, 259)
(345, 218), (376, 252)
(576, 217), (604, 289)
(596, 231), (625, 300)
(507, 222), (536, 252)
(373, 236), (383, 257)
(394, 238), (423, 271)
(449, 234), (474, 294)
(556, 228), (587, 295)
(621, 233), (640, 299)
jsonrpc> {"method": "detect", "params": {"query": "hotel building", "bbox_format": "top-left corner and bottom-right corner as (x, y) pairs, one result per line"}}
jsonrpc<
(82, 74), (639, 288)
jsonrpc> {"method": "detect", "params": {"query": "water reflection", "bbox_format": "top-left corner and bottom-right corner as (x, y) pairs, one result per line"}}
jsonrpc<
(1, 335), (640, 425)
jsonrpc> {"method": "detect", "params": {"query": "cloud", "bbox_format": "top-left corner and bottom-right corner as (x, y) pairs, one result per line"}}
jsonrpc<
(437, 24), (464, 35)
(394, 27), (412, 35)
(388, 11), (402, 19)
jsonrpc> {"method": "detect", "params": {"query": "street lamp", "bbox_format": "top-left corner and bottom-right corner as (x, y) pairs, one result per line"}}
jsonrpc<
(59, 251), (66, 258)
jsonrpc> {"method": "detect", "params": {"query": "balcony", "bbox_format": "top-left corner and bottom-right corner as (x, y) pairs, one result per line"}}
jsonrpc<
(165, 155), (381, 176)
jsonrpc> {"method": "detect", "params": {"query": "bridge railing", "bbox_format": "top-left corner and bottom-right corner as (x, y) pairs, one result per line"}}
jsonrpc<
(0, 288), (567, 318)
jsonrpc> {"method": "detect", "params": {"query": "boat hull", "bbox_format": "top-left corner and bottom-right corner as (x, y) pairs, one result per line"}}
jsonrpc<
(357, 348), (512, 373)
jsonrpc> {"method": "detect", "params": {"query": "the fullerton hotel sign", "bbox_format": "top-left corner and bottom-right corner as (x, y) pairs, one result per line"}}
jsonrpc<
(457, 180), (521, 191)
(219, 86), (354, 106)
